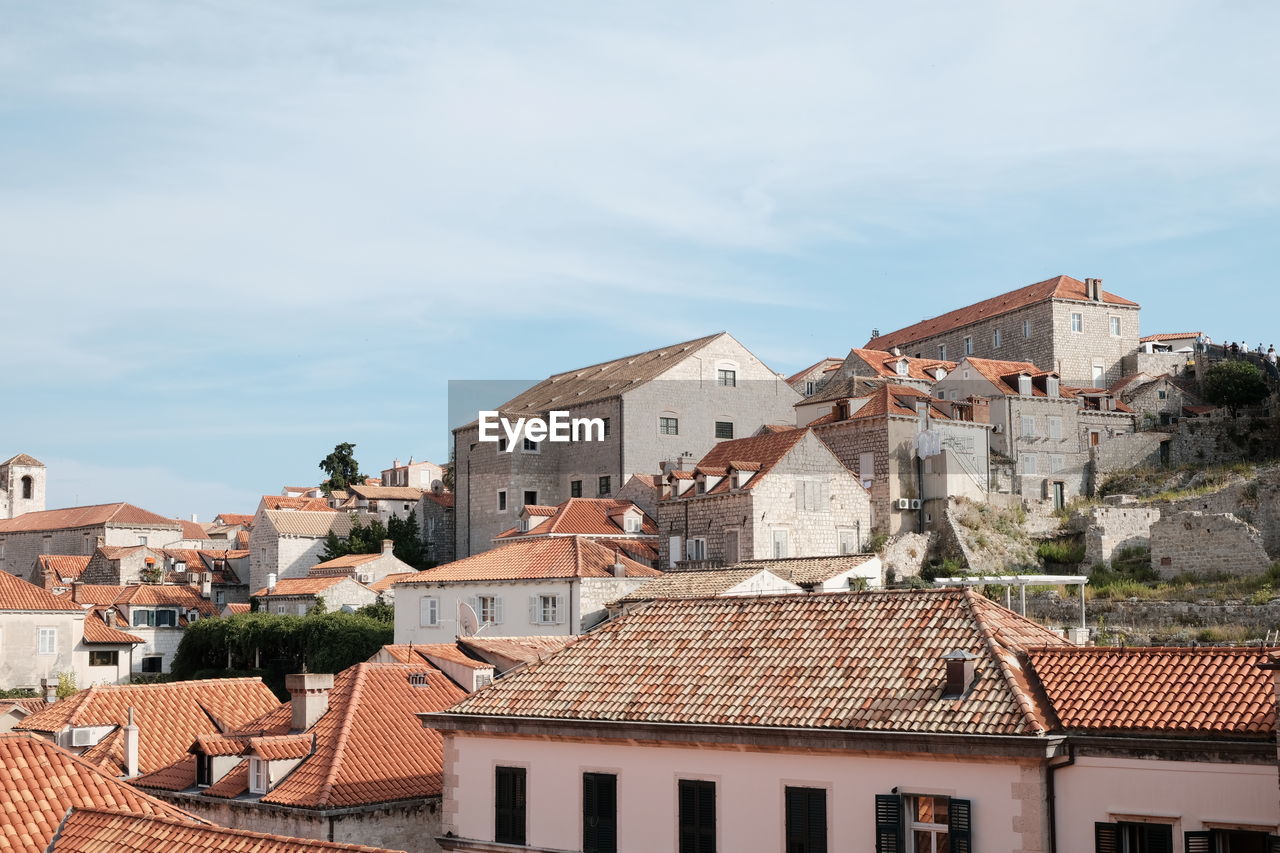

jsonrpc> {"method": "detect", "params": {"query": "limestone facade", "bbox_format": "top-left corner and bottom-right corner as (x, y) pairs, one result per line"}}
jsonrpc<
(1149, 510), (1272, 578)
(0, 454), (45, 520)
(0, 519), (183, 581)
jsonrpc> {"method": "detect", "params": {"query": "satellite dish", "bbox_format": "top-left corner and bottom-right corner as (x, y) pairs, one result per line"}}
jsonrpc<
(458, 601), (479, 637)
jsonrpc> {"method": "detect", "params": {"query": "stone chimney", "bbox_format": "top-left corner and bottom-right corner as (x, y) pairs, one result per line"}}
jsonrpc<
(286, 672), (334, 732)
(123, 706), (140, 778)
(941, 649), (978, 698)
(200, 572), (212, 599)
(382, 539), (394, 555)
(40, 678), (57, 704)
(612, 550), (626, 578)
(267, 573), (277, 593)
(1084, 277), (1103, 301)
(190, 513), (199, 523)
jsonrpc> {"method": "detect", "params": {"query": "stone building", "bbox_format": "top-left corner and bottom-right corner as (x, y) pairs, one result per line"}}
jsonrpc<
(381, 457), (446, 490)
(492, 497), (661, 565)
(419, 489), (456, 565)
(0, 453), (45, 520)
(866, 275), (1141, 387)
(1109, 372), (1201, 425)
(0, 503), (184, 580)
(656, 427), (872, 568)
(807, 383), (992, 536)
(785, 356), (843, 397)
(335, 484), (422, 524)
(252, 575), (378, 615)
(247, 508), (353, 595)
(67, 582), (217, 675)
(452, 332), (800, 558)
(1149, 510), (1272, 579)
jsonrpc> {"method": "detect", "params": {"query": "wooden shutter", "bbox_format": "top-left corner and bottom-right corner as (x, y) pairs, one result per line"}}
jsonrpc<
(493, 596), (504, 624)
(948, 798), (971, 853)
(1183, 831), (1212, 853)
(874, 794), (902, 853)
(1267, 835), (1280, 853)
(679, 780), (716, 853)
(553, 594), (564, 624)
(785, 787), (827, 853)
(1095, 822), (1121, 853)
(494, 766), (526, 845)
(529, 595), (539, 624)
(1147, 824), (1174, 853)
(583, 772), (617, 853)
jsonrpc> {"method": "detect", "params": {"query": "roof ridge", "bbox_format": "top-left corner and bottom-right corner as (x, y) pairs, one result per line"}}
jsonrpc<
(962, 589), (1046, 735)
(545, 332), (725, 379)
(312, 664), (367, 807)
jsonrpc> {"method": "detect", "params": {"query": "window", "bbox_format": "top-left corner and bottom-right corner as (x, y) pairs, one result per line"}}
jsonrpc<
(679, 779), (716, 853)
(717, 369), (736, 387)
(1092, 365), (1106, 388)
(963, 336), (973, 355)
(1047, 416), (1062, 440)
(993, 329), (1002, 349)
(1023, 319), (1032, 338)
(497, 490), (508, 512)
(249, 757), (269, 794)
(784, 786), (826, 853)
(523, 490), (538, 507)
(1018, 375), (1033, 396)
(907, 795), (950, 852)
(89, 650), (118, 667)
(140, 656), (163, 673)
(523, 438), (539, 453)
(659, 417), (679, 435)
(1047, 377), (1060, 397)
(477, 595), (501, 625)
(598, 476), (612, 496)
(419, 596), (440, 627)
(1022, 454), (1038, 475)
(714, 421), (734, 439)
(838, 526), (861, 555)
(497, 437), (508, 452)
(533, 594), (561, 625)
(796, 479), (824, 512)
(686, 538), (707, 561)
(895, 360), (908, 376)
(1110, 316), (1121, 337)
(1184, 828), (1277, 852)
(1093, 821), (1173, 852)
(20, 476), (32, 499)
(858, 452), (875, 489)
(156, 609), (176, 627)
(1050, 455), (1066, 473)
(772, 529), (789, 559)
(215, 590), (226, 607)
(876, 794), (971, 853)
(1071, 312), (1083, 333)
(1021, 415), (1037, 437)
(937, 344), (946, 360)
(601, 417), (611, 437)
(805, 380), (817, 395)
(1157, 389), (1167, 400)
(273, 604), (289, 614)
(37, 627), (56, 655)
(582, 772), (618, 853)
(196, 754), (213, 787)
(495, 766), (527, 845)
(570, 480), (583, 498)
(137, 536), (149, 546)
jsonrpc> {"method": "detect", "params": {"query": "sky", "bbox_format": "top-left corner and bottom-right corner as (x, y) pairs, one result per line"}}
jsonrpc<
(2, 0), (1278, 521)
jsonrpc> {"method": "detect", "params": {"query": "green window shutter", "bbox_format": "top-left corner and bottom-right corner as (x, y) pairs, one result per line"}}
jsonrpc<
(874, 794), (903, 853)
(583, 772), (617, 853)
(678, 779), (716, 853)
(1095, 822), (1121, 853)
(1267, 834), (1280, 853)
(948, 798), (972, 853)
(785, 787), (827, 853)
(1183, 831), (1212, 853)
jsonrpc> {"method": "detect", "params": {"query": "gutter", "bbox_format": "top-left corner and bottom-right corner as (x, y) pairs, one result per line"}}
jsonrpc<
(1046, 747), (1074, 853)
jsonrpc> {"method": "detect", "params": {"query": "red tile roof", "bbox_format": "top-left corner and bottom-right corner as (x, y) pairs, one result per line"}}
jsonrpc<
(421, 491), (456, 508)
(49, 808), (406, 853)
(495, 498), (658, 539)
(223, 602), (251, 614)
(0, 570), (85, 612)
(395, 537), (659, 584)
(786, 357), (843, 385)
(665, 428), (809, 499)
(456, 635), (575, 670)
(259, 496), (336, 512)
(0, 698), (47, 716)
(114, 584), (214, 615)
(380, 643), (493, 671)
(846, 349), (956, 382)
(174, 520), (208, 540)
(368, 572), (417, 593)
(212, 513), (255, 527)
(82, 614), (144, 645)
(0, 503), (179, 534)
(0, 734), (198, 853)
(34, 555), (92, 585)
(16, 679), (280, 776)
(248, 734), (314, 761)
(1140, 331), (1202, 342)
(346, 485), (424, 501)
(1026, 646), (1275, 737)
(310, 552), (383, 570)
(810, 383), (953, 427)
(442, 589), (1067, 735)
(866, 275), (1139, 351)
(253, 576), (357, 598)
(959, 357), (1067, 397)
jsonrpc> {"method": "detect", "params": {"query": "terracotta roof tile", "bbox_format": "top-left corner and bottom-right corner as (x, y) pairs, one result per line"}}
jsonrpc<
(615, 568), (797, 603)
(666, 428), (809, 498)
(421, 491), (455, 508)
(34, 555), (92, 585)
(495, 498), (658, 539)
(368, 572), (417, 593)
(223, 602), (251, 614)
(734, 554), (879, 585)
(0, 698), (47, 716)
(347, 485), (424, 501)
(379, 644), (492, 671)
(0, 571), (85, 612)
(456, 636), (575, 670)
(114, 584), (214, 615)
(395, 537), (659, 584)
(253, 576), (356, 598)
(82, 614), (144, 645)
(310, 552), (383, 569)
(0, 734), (197, 853)
(212, 513), (255, 527)
(443, 589), (1068, 735)
(259, 496), (336, 512)
(248, 734), (314, 761)
(1026, 646), (1275, 736)
(866, 275), (1139, 351)
(0, 503), (179, 534)
(50, 807), (405, 853)
(174, 519), (208, 540)
(786, 357), (844, 385)
(261, 510), (352, 538)
(1140, 331), (1202, 342)
(199, 758), (249, 798)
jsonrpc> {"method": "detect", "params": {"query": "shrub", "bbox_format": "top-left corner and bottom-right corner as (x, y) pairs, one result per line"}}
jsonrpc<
(867, 532), (889, 554)
(1202, 360), (1269, 416)
(1037, 539), (1085, 565)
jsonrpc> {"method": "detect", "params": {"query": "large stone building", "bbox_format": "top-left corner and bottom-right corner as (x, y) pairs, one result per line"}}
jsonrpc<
(247, 508), (352, 595)
(0, 503), (184, 581)
(0, 453), (45, 520)
(452, 332), (800, 557)
(865, 275), (1141, 387)
(656, 427), (872, 567)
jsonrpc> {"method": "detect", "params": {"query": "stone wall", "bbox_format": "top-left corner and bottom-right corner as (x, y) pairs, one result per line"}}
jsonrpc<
(880, 532), (932, 581)
(1151, 467), (1280, 555)
(1078, 502), (1161, 566)
(1092, 432), (1167, 481)
(0, 522), (182, 581)
(1150, 510), (1271, 578)
(1121, 351), (1192, 378)
(1166, 414), (1280, 467)
(1027, 594), (1280, 643)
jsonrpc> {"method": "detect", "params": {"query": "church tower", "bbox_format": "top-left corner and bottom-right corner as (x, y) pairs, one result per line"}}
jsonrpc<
(0, 454), (46, 519)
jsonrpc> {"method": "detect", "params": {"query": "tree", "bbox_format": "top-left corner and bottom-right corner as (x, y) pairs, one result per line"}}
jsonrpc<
(319, 442), (364, 494)
(317, 513), (431, 570)
(1203, 360), (1270, 416)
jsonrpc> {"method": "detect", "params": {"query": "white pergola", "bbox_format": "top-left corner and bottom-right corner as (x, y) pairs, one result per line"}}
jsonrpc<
(932, 574), (1088, 627)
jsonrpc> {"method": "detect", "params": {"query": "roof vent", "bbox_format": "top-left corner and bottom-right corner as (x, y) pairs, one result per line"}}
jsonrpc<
(941, 649), (978, 699)
(408, 672), (431, 687)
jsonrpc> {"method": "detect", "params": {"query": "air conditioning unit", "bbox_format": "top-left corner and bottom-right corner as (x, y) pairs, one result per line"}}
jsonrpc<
(895, 498), (911, 510)
(992, 424), (1004, 434)
(910, 499), (922, 510)
(357, 572), (373, 584)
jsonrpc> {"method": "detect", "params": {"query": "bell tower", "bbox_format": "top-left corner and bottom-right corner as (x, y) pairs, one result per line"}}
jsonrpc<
(0, 453), (46, 519)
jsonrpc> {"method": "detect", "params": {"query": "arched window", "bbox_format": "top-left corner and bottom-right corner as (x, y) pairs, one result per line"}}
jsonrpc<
(20, 476), (33, 500)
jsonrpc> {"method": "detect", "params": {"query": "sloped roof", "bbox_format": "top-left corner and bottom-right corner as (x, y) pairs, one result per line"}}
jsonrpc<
(1026, 646), (1275, 737)
(253, 576), (357, 598)
(0, 570), (85, 612)
(346, 485), (423, 501)
(259, 496), (336, 513)
(0, 698), (47, 716)
(223, 602), (251, 615)
(866, 275), (1139, 351)
(1141, 331), (1202, 342)
(67, 585), (127, 606)
(0, 735), (198, 853)
(310, 552), (383, 570)
(614, 568), (796, 604)
(734, 554), (879, 586)
(1, 453), (44, 467)
(456, 635), (575, 670)
(212, 513), (255, 527)
(495, 498), (658, 539)
(442, 589), (1068, 735)
(785, 357), (843, 385)
(421, 491), (455, 508)
(261, 510), (353, 538)
(49, 808), (405, 853)
(395, 537), (659, 584)
(958, 357), (1065, 397)
(665, 428), (809, 499)
(35, 554), (92, 582)
(82, 614), (144, 645)
(115, 584), (214, 614)
(461, 333), (726, 421)
(16, 679), (280, 775)
(368, 572), (417, 593)
(810, 383), (953, 426)
(379, 643), (492, 671)
(174, 520), (208, 540)
(0, 503), (178, 534)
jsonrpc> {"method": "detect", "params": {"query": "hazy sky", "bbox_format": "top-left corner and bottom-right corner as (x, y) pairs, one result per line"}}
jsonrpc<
(2, 1), (1278, 520)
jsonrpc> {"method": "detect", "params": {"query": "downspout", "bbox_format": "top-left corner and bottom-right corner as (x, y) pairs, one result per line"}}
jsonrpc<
(1046, 748), (1075, 853)
(570, 577), (578, 634)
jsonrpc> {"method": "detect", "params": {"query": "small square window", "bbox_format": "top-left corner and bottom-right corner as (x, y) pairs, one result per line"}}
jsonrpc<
(659, 417), (679, 435)
(1157, 389), (1167, 400)
(570, 480), (583, 498)
(717, 369), (736, 387)
(522, 490), (538, 507)
(598, 476), (611, 496)
(714, 421), (734, 439)
(496, 437), (508, 452)
(522, 438), (539, 452)
(496, 490), (508, 512)
(140, 656), (163, 673)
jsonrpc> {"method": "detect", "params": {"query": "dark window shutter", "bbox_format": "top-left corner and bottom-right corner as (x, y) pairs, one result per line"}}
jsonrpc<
(1183, 831), (1212, 853)
(1096, 822), (1121, 853)
(875, 794), (903, 853)
(1267, 835), (1280, 853)
(679, 780), (716, 853)
(1147, 824), (1174, 853)
(495, 766), (526, 845)
(583, 773), (617, 853)
(948, 798), (972, 853)
(785, 787), (827, 853)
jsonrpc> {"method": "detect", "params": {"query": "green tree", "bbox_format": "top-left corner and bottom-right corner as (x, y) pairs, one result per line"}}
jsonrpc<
(319, 442), (364, 494)
(1203, 360), (1270, 416)
(318, 512), (432, 570)
(354, 600), (394, 623)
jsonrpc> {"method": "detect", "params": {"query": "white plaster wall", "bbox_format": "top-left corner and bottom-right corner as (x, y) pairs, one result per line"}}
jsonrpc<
(0, 610), (87, 690)
(394, 580), (579, 643)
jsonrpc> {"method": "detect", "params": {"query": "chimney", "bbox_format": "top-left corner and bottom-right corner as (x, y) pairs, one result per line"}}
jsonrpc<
(382, 539), (394, 555)
(286, 672), (334, 732)
(200, 572), (212, 599)
(941, 649), (978, 698)
(123, 706), (140, 778)
(40, 678), (57, 704)
(890, 346), (902, 357)
(104, 609), (115, 627)
(612, 550), (627, 578)
(267, 573), (277, 593)
(190, 513), (198, 523)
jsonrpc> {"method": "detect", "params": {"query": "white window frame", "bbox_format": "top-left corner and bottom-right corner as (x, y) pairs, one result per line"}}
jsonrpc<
(478, 595), (502, 625)
(420, 596), (440, 627)
(1022, 454), (1038, 475)
(686, 538), (707, 561)
(906, 795), (951, 853)
(937, 344), (947, 360)
(1109, 316), (1121, 337)
(273, 603), (289, 614)
(1047, 416), (1062, 440)
(895, 360), (908, 376)
(772, 529), (789, 559)
(1071, 312), (1083, 333)
(1050, 455), (1066, 473)
(249, 757), (269, 794)
(624, 515), (642, 533)
(534, 594), (562, 625)
(963, 336), (973, 356)
(1020, 415), (1036, 437)
(37, 627), (57, 656)
(1092, 364), (1106, 388)
(992, 329), (1002, 349)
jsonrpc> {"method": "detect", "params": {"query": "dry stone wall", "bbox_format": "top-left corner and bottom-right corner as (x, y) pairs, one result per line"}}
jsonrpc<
(1150, 510), (1271, 578)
